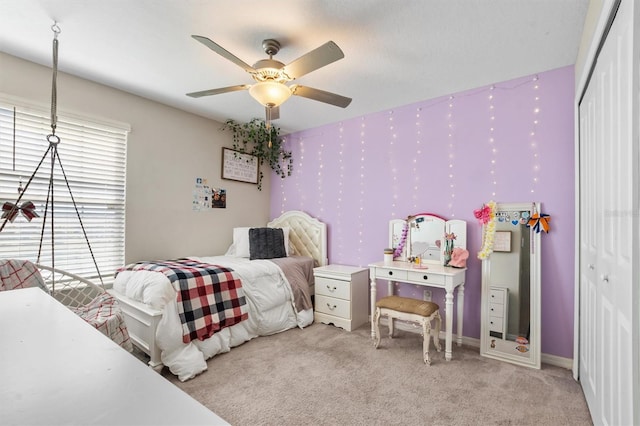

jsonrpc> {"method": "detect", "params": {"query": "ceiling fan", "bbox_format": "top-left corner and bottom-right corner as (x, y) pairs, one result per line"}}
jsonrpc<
(186, 35), (352, 121)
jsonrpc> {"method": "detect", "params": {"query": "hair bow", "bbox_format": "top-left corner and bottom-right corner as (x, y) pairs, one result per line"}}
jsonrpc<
(1, 201), (39, 222)
(473, 204), (492, 225)
(527, 212), (550, 233)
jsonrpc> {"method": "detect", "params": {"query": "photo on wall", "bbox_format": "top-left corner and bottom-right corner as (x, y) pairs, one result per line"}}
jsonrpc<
(212, 188), (226, 208)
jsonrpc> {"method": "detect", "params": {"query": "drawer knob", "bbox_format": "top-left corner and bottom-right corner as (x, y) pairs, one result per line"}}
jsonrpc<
(490, 321), (494, 325)
(490, 308), (494, 311)
(423, 275), (428, 280)
(388, 271), (393, 276)
(327, 303), (337, 311)
(326, 285), (337, 292)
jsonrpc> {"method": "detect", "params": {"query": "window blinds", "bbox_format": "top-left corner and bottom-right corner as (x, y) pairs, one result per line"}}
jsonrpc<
(0, 99), (128, 285)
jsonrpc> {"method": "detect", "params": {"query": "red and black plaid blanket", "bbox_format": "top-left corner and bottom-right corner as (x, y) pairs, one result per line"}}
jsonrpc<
(119, 259), (248, 343)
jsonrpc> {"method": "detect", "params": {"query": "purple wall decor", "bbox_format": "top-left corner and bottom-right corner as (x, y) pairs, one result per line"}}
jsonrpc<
(271, 66), (575, 359)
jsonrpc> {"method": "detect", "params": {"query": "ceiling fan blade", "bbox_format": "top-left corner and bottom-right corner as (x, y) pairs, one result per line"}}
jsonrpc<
(192, 35), (256, 73)
(282, 41), (344, 80)
(186, 84), (249, 98)
(290, 85), (352, 108)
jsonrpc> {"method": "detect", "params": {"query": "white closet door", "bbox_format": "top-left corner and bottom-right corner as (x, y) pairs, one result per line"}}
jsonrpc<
(578, 1), (636, 424)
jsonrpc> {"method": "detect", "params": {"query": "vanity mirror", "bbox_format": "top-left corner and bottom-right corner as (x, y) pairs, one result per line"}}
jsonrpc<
(480, 202), (541, 369)
(389, 213), (467, 265)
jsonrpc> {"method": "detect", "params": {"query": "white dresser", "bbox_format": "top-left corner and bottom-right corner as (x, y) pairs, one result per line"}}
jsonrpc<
(313, 264), (369, 331)
(488, 286), (508, 340)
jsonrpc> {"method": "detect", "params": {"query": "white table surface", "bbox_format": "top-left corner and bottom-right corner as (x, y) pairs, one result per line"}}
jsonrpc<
(0, 288), (228, 426)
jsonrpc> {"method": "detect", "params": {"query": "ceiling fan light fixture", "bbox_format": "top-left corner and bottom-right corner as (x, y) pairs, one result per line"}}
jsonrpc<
(249, 81), (292, 107)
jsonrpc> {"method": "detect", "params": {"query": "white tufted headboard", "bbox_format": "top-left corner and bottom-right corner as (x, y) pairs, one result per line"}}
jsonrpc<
(267, 210), (328, 268)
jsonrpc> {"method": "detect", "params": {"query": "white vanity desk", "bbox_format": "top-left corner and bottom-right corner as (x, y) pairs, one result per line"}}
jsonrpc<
(368, 261), (466, 361)
(0, 288), (228, 425)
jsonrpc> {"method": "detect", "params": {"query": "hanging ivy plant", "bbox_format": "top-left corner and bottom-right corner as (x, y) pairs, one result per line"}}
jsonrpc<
(221, 118), (293, 190)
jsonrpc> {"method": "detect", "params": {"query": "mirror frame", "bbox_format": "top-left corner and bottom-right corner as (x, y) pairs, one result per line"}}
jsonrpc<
(480, 202), (541, 369)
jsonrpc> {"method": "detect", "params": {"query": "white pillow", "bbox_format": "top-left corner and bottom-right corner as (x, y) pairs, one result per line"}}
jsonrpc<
(231, 226), (292, 258)
(233, 227), (252, 258)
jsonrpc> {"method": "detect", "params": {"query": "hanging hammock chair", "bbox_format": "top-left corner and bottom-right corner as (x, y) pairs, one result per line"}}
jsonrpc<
(0, 24), (132, 352)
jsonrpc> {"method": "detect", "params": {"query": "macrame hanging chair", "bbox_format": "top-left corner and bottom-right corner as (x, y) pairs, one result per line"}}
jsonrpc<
(0, 24), (131, 351)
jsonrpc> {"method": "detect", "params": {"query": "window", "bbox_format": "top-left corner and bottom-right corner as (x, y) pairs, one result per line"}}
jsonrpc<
(0, 96), (129, 285)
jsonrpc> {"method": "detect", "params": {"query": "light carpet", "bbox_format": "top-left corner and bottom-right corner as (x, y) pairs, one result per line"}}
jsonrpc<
(156, 323), (592, 426)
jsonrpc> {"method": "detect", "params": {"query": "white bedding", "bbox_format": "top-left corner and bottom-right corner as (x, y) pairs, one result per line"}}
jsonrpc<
(113, 255), (313, 381)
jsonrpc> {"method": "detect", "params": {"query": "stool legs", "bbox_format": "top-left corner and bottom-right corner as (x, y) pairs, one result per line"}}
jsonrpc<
(373, 307), (381, 348)
(422, 317), (432, 365)
(374, 308), (441, 365)
(433, 311), (442, 352)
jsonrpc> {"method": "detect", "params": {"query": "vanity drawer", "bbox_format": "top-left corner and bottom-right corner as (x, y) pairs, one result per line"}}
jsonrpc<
(489, 289), (505, 304)
(315, 277), (350, 300)
(406, 271), (445, 286)
(315, 295), (351, 319)
(488, 315), (504, 333)
(489, 303), (504, 317)
(375, 268), (408, 281)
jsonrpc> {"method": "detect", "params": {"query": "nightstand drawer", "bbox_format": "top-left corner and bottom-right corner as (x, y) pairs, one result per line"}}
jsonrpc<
(375, 268), (408, 281)
(406, 270), (445, 285)
(315, 295), (351, 319)
(315, 277), (350, 300)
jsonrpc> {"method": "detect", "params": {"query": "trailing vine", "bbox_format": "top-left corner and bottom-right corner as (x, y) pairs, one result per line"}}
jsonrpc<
(221, 118), (293, 190)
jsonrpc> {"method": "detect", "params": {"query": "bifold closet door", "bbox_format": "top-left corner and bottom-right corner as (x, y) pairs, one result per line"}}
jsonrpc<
(578, 0), (637, 424)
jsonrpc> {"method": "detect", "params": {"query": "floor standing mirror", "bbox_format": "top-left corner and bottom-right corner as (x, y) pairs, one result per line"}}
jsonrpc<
(480, 202), (541, 369)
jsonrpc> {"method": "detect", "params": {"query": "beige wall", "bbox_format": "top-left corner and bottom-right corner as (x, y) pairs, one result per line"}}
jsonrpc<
(0, 52), (271, 263)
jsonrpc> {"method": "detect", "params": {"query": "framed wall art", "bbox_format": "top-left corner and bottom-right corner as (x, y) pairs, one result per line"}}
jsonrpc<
(493, 231), (512, 252)
(221, 147), (258, 184)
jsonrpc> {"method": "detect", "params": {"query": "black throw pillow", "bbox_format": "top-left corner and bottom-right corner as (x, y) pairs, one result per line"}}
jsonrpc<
(249, 227), (287, 260)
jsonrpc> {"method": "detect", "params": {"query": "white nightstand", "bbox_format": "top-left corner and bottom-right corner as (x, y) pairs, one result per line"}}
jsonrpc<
(313, 264), (369, 331)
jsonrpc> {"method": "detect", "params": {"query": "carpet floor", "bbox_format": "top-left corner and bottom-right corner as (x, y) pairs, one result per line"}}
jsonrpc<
(146, 323), (592, 425)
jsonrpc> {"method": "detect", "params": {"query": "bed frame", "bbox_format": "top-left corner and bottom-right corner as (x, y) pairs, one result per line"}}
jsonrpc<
(110, 210), (328, 370)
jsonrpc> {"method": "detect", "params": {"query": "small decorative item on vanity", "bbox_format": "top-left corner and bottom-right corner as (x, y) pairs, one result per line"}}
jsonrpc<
(383, 248), (394, 265)
(443, 232), (456, 266)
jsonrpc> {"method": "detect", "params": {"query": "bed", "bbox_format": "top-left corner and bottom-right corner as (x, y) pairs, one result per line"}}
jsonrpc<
(109, 210), (327, 381)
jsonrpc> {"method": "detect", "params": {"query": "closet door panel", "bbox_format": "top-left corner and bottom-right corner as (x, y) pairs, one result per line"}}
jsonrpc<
(578, 1), (636, 424)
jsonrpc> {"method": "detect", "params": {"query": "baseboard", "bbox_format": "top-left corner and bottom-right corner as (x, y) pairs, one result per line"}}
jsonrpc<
(541, 352), (573, 370)
(377, 318), (573, 370)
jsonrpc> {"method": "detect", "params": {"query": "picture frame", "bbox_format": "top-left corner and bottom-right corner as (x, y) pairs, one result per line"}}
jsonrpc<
(493, 231), (512, 252)
(221, 147), (258, 184)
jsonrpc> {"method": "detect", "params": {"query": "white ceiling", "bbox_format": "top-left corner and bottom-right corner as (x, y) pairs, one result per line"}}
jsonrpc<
(0, 0), (589, 134)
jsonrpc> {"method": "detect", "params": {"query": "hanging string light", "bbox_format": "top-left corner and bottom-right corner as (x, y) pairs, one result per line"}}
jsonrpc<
(412, 106), (423, 212)
(356, 117), (367, 264)
(387, 110), (399, 217)
(295, 136), (305, 210)
(335, 122), (345, 260)
(447, 96), (456, 217)
(529, 75), (541, 194)
(316, 138), (325, 217)
(488, 85), (498, 199)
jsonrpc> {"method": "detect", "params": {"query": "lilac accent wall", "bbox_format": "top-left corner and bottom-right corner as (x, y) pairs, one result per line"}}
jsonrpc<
(271, 66), (575, 359)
